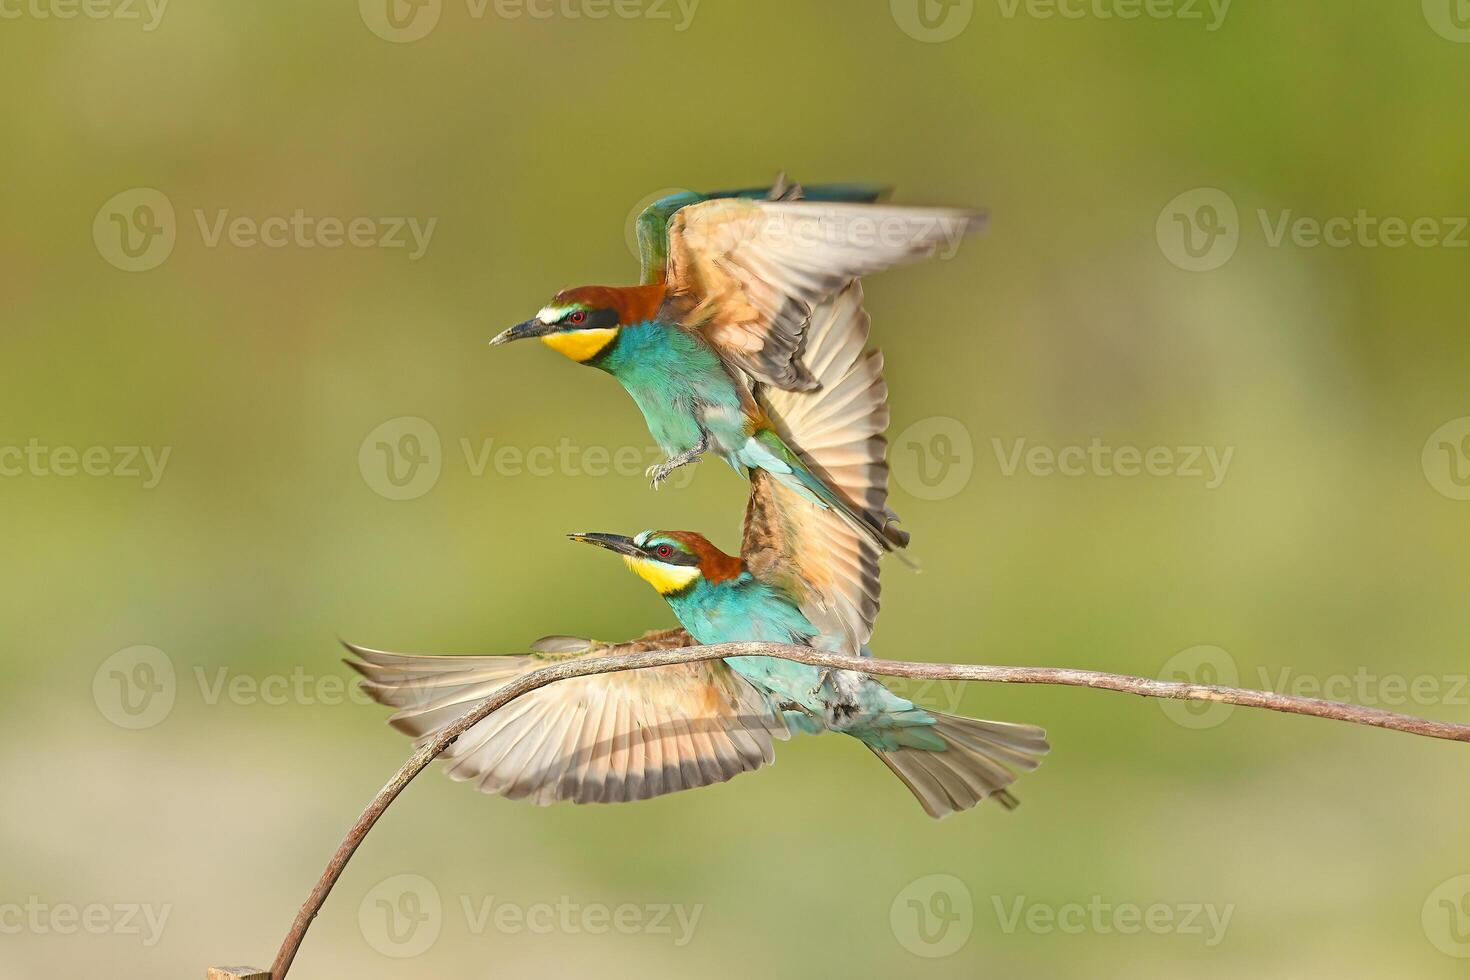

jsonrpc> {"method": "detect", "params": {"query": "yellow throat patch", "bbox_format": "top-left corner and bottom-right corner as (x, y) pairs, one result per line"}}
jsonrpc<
(622, 556), (700, 595)
(541, 327), (618, 362)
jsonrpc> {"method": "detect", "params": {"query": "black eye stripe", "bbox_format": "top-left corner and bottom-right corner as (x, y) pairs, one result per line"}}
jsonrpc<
(563, 308), (618, 330)
(644, 543), (700, 566)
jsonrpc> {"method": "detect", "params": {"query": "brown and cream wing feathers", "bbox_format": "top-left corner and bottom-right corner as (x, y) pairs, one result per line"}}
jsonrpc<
(741, 281), (901, 649)
(663, 198), (982, 390)
(345, 629), (788, 806)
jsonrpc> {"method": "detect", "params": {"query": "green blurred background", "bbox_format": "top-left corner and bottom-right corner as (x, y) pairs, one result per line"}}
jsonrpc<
(4, 1), (1470, 976)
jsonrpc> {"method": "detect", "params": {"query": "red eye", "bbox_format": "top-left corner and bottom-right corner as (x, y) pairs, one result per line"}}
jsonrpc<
(567, 310), (586, 325)
(655, 544), (673, 559)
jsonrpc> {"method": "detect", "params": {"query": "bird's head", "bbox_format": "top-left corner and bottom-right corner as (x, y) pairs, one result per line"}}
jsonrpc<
(569, 530), (743, 596)
(491, 284), (662, 363)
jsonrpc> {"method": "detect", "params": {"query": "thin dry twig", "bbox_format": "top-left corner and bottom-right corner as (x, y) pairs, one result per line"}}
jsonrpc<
(267, 641), (1470, 977)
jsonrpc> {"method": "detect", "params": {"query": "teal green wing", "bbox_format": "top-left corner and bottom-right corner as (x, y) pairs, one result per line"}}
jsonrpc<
(636, 177), (887, 284)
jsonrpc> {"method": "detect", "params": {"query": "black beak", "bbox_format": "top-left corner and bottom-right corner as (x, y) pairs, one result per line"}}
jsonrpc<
(489, 318), (556, 346)
(568, 532), (643, 558)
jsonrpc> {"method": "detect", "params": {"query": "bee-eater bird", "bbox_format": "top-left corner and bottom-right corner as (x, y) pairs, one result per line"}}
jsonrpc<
(350, 283), (1047, 817)
(488, 178), (984, 554)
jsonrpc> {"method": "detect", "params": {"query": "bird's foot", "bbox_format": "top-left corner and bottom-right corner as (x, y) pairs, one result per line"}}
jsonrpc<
(808, 669), (832, 702)
(645, 458), (693, 489)
(645, 435), (709, 489)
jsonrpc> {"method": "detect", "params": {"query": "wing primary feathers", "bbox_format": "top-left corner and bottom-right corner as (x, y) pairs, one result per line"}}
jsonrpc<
(343, 636), (783, 807)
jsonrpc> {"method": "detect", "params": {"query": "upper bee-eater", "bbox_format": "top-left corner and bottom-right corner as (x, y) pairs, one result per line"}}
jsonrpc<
(350, 282), (1046, 818)
(488, 177), (984, 555)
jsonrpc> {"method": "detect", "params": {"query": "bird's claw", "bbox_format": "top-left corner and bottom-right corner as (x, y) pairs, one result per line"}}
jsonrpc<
(809, 669), (831, 701)
(645, 441), (707, 489)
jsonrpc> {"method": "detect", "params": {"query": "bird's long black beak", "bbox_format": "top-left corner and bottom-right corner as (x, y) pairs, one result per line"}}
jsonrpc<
(489, 318), (555, 347)
(568, 532), (642, 558)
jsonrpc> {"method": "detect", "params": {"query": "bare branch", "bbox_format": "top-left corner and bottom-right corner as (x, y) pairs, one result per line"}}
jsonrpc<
(268, 641), (1470, 977)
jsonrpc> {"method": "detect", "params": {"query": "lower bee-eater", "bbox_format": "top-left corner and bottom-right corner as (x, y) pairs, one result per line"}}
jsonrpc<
(488, 177), (984, 554)
(350, 283), (1046, 817)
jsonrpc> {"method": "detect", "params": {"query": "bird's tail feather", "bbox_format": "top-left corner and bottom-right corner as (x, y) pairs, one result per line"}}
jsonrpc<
(870, 712), (1049, 819)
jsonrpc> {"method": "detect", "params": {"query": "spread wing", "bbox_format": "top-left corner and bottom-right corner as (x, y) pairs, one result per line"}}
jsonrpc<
(634, 177), (887, 285)
(740, 281), (900, 650)
(663, 199), (983, 390)
(345, 629), (788, 806)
